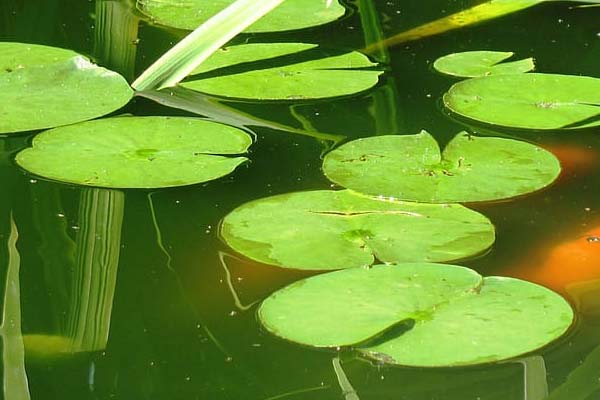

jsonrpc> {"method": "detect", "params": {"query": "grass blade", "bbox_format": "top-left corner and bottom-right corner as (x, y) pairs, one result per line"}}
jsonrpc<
(132, 0), (285, 91)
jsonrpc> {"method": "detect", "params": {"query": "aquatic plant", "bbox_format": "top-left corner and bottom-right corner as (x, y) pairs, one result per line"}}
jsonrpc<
(220, 189), (495, 270)
(3, 0), (595, 374)
(258, 263), (574, 367)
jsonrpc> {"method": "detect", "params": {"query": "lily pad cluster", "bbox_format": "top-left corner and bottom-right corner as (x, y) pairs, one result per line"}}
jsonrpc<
(6, 10), (381, 186)
(220, 128), (567, 366)
(439, 50), (600, 129)
(219, 52), (570, 367)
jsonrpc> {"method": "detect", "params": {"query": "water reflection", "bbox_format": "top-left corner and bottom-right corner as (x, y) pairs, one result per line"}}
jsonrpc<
(18, 188), (124, 356)
(94, 0), (141, 80)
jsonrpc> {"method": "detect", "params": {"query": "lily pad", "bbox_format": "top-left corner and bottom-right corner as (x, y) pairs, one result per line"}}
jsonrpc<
(181, 43), (382, 101)
(443, 73), (600, 129)
(0, 42), (133, 134)
(433, 51), (534, 78)
(220, 190), (495, 270)
(138, 0), (346, 33)
(322, 131), (560, 203)
(258, 263), (574, 367)
(15, 116), (252, 188)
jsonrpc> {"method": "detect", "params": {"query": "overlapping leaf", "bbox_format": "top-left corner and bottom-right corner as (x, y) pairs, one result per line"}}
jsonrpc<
(259, 263), (574, 367)
(138, 0), (346, 33)
(181, 43), (382, 100)
(0, 42), (132, 134)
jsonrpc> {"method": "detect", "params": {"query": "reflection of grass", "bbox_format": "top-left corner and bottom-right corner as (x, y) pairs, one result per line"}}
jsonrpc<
(137, 87), (346, 145)
(362, 0), (541, 52)
(357, 0), (402, 134)
(147, 192), (230, 356)
(218, 251), (258, 311)
(94, 0), (140, 80)
(0, 213), (31, 400)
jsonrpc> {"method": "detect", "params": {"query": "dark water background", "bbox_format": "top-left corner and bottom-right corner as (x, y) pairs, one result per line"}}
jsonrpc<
(1, 0), (600, 399)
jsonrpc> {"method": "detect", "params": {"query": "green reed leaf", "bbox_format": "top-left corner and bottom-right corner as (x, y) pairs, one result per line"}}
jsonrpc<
(132, 0), (285, 91)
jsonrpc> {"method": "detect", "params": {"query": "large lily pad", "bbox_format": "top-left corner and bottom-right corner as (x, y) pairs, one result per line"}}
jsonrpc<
(322, 131), (560, 203)
(138, 0), (346, 33)
(259, 263), (574, 367)
(443, 73), (600, 129)
(220, 190), (495, 270)
(16, 116), (252, 188)
(0, 42), (133, 134)
(181, 43), (382, 101)
(433, 51), (534, 78)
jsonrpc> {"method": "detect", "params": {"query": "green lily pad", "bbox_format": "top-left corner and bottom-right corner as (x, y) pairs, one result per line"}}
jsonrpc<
(220, 190), (495, 270)
(16, 116), (252, 188)
(258, 263), (574, 367)
(322, 131), (560, 203)
(138, 0), (346, 33)
(443, 73), (600, 129)
(0, 42), (133, 134)
(181, 43), (382, 101)
(433, 51), (534, 78)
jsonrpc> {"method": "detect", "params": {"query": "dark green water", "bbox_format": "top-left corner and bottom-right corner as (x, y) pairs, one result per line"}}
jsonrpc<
(1, 0), (600, 399)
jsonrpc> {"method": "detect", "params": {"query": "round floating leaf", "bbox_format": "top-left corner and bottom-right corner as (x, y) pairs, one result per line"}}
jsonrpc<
(0, 42), (133, 134)
(16, 116), (251, 188)
(433, 51), (534, 78)
(259, 263), (483, 347)
(443, 73), (600, 129)
(220, 190), (495, 270)
(322, 131), (560, 203)
(181, 43), (382, 101)
(139, 0), (346, 33)
(258, 264), (574, 367)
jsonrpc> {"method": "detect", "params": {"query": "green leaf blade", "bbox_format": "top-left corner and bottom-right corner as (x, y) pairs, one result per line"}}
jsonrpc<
(322, 132), (561, 203)
(443, 73), (600, 129)
(0, 43), (133, 134)
(132, 0), (286, 91)
(434, 51), (534, 78)
(138, 0), (346, 33)
(258, 264), (574, 367)
(181, 43), (382, 101)
(259, 263), (483, 347)
(220, 190), (495, 270)
(16, 116), (252, 188)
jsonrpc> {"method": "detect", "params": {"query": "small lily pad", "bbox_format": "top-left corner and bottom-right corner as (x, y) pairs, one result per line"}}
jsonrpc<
(16, 116), (252, 188)
(181, 43), (382, 101)
(138, 0), (346, 33)
(433, 51), (534, 78)
(258, 263), (574, 367)
(0, 42), (133, 134)
(322, 131), (560, 203)
(443, 73), (600, 129)
(220, 190), (495, 270)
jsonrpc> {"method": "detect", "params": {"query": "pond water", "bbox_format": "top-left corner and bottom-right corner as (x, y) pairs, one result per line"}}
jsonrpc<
(1, 0), (600, 399)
